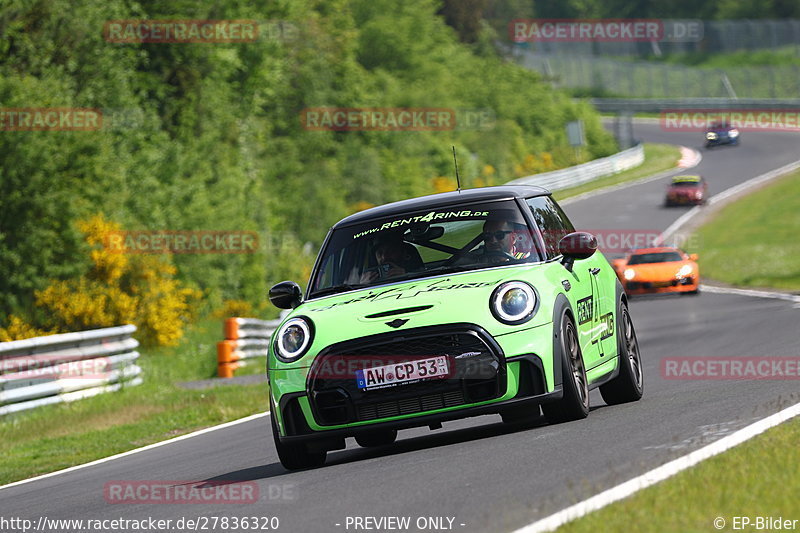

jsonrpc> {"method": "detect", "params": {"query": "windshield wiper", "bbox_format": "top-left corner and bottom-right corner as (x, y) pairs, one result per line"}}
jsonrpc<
(424, 264), (474, 276)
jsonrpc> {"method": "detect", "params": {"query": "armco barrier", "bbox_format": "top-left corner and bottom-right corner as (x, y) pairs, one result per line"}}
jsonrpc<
(217, 317), (281, 378)
(0, 325), (142, 416)
(508, 143), (644, 191)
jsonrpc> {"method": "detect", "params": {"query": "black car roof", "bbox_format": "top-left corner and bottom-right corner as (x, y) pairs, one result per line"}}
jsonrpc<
(334, 185), (551, 227)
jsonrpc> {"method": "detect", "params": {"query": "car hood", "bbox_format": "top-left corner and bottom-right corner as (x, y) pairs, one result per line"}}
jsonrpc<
(626, 261), (691, 280)
(273, 266), (554, 368)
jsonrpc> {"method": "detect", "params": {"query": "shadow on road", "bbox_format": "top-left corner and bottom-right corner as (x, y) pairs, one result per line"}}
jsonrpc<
(201, 409), (613, 480)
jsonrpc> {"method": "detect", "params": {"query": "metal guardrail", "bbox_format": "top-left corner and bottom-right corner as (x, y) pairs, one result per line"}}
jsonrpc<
(508, 143), (644, 191)
(0, 325), (142, 416)
(217, 317), (281, 378)
(592, 98), (800, 113)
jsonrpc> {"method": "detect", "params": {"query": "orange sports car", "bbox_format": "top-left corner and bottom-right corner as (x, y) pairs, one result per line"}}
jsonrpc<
(612, 247), (699, 295)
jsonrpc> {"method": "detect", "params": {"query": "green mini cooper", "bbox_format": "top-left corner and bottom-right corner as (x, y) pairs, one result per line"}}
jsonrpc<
(268, 185), (643, 469)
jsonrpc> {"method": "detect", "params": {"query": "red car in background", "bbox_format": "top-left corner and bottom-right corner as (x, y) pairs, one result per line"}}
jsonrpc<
(664, 175), (707, 207)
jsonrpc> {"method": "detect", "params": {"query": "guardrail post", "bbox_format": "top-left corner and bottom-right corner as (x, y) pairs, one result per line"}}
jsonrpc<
(216, 317), (280, 378)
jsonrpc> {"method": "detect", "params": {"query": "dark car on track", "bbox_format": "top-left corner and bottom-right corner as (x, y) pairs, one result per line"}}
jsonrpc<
(705, 120), (740, 148)
(664, 175), (708, 206)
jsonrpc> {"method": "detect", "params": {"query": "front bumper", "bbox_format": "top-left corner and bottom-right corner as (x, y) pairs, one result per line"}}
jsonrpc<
(665, 195), (703, 206)
(269, 322), (556, 444)
(706, 137), (737, 146)
(624, 277), (697, 294)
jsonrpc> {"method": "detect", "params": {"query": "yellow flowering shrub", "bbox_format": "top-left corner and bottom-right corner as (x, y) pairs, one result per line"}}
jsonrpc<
(0, 316), (57, 342)
(349, 201), (375, 213)
(76, 216), (128, 283)
(10, 214), (202, 347)
(211, 299), (256, 320)
(431, 177), (456, 194)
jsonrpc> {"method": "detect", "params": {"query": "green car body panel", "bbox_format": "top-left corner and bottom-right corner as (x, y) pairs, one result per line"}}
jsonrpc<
(266, 185), (643, 468)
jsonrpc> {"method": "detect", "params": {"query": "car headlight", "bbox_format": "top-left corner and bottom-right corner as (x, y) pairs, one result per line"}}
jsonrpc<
(274, 317), (314, 362)
(706, 132), (718, 140)
(624, 268), (636, 280)
(729, 128), (739, 137)
(490, 281), (537, 325)
(676, 264), (693, 278)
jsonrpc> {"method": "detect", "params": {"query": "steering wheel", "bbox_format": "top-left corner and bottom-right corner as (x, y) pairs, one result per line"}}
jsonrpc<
(483, 249), (516, 262)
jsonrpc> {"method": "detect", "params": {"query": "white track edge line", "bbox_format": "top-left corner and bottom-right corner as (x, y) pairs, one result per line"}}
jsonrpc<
(512, 401), (800, 533)
(659, 157), (800, 245)
(699, 284), (800, 303)
(560, 146), (701, 206)
(656, 157), (800, 303)
(0, 411), (270, 492)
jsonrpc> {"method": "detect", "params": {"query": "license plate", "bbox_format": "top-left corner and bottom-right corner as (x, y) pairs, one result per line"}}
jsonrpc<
(355, 356), (449, 391)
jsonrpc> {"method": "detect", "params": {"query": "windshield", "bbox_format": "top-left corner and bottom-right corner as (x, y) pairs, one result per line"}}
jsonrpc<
(671, 180), (701, 187)
(308, 199), (543, 297)
(628, 252), (684, 264)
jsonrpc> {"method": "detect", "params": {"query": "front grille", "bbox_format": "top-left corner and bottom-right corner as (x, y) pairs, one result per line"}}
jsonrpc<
(357, 390), (466, 421)
(628, 280), (678, 290)
(307, 325), (505, 425)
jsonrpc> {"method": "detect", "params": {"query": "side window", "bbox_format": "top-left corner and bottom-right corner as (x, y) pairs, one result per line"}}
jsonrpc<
(526, 196), (575, 258)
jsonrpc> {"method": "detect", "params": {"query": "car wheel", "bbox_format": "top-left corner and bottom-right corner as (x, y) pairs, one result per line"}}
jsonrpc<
(542, 313), (589, 424)
(270, 409), (327, 470)
(355, 429), (397, 448)
(599, 301), (644, 405)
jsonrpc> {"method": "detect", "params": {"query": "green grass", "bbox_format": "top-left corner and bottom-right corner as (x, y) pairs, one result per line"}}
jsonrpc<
(688, 170), (800, 292)
(556, 416), (800, 533)
(0, 318), (269, 485)
(553, 143), (681, 201)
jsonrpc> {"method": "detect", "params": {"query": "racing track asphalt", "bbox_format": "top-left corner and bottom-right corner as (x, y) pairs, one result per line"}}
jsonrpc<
(2, 125), (799, 533)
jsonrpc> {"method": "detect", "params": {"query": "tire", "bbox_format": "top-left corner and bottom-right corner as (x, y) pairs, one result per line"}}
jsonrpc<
(355, 429), (397, 448)
(599, 301), (644, 405)
(270, 409), (327, 470)
(542, 313), (589, 424)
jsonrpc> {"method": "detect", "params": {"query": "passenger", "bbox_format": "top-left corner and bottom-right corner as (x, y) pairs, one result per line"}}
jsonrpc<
(360, 233), (423, 283)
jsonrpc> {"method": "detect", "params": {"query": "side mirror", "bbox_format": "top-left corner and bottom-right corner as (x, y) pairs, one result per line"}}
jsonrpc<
(559, 232), (597, 272)
(269, 281), (303, 309)
(689, 253), (699, 261)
